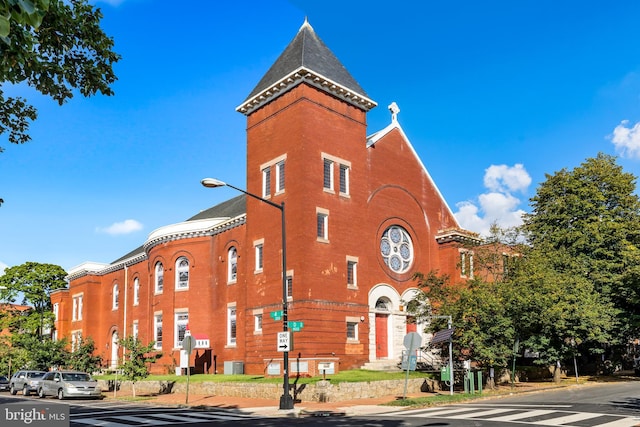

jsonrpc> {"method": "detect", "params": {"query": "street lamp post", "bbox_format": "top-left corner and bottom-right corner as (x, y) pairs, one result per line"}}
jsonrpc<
(201, 178), (294, 410)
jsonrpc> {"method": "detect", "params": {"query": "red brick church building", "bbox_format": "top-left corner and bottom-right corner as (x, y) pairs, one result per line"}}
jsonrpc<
(51, 20), (477, 376)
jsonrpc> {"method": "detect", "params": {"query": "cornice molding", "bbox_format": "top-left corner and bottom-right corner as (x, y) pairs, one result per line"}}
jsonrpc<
(236, 67), (377, 115)
(66, 215), (247, 281)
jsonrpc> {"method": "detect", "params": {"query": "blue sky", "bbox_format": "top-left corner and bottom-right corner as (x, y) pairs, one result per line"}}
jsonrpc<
(2, 0), (640, 274)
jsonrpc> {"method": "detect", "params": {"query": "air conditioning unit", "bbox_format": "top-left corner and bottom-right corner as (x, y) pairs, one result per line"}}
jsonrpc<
(223, 361), (244, 375)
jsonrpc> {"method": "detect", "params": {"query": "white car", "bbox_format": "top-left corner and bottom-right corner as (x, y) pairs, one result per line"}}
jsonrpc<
(37, 371), (102, 400)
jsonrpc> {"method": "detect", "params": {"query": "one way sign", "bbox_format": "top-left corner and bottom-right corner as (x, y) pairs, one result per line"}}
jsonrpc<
(277, 331), (293, 352)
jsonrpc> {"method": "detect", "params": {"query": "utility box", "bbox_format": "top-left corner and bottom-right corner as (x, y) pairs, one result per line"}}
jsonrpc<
(223, 361), (244, 375)
(440, 365), (452, 382)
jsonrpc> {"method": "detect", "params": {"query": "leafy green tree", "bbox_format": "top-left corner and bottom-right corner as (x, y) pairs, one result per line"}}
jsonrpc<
(0, 261), (67, 338)
(68, 336), (102, 374)
(9, 334), (69, 370)
(118, 336), (159, 397)
(522, 153), (640, 342)
(509, 250), (617, 381)
(0, 0), (120, 150)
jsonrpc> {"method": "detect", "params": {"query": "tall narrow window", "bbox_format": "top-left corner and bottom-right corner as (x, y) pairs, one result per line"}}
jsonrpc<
(339, 164), (349, 195)
(132, 321), (139, 339)
(155, 262), (164, 293)
(286, 273), (293, 299)
(254, 314), (263, 333)
(53, 303), (59, 321)
(154, 313), (163, 349)
(276, 160), (285, 193)
(227, 306), (237, 346)
(133, 277), (140, 306)
(347, 321), (358, 340)
(176, 257), (189, 289)
(72, 295), (83, 321)
(460, 251), (474, 278)
(316, 209), (329, 241)
(254, 241), (264, 272)
(347, 257), (358, 287)
(228, 247), (238, 283)
(262, 167), (271, 198)
(112, 284), (119, 310)
(323, 158), (334, 190)
(175, 312), (189, 348)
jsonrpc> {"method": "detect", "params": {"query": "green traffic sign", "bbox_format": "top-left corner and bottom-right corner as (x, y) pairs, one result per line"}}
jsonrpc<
(270, 310), (283, 320)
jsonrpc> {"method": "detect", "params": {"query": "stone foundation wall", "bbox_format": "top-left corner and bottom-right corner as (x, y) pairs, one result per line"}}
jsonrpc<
(98, 378), (439, 402)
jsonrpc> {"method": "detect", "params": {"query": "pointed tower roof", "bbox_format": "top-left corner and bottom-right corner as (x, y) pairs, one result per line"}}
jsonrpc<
(237, 19), (376, 115)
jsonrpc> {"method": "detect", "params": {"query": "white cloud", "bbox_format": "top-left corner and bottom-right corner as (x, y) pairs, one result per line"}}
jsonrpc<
(610, 120), (640, 159)
(454, 164), (531, 237)
(0, 261), (8, 276)
(97, 219), (143, 235)
(483, 164), (531, 193)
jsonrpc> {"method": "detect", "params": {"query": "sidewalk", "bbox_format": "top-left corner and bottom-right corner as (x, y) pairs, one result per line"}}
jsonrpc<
(105, 380), (571, 418)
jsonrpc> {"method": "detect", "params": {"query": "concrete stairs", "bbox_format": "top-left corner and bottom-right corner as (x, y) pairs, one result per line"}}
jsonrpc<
(361, 359), (401, 371)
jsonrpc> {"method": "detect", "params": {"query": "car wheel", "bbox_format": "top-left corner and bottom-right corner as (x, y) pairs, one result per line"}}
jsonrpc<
(9, 385), (17, 395)
(23, 385), (30, 397)
(57, 388), (64, 400)
(38, 388), (45, 398)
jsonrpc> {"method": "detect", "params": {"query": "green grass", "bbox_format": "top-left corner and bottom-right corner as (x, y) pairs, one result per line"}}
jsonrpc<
(384, 392), (483, 407)
(95, 369), (432, 384)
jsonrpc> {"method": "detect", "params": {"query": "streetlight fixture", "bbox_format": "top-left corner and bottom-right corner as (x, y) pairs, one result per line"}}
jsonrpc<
(201, 178), (294, 410)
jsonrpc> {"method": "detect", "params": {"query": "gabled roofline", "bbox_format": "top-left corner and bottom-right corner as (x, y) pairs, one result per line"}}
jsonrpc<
(367, 102), (460, 228)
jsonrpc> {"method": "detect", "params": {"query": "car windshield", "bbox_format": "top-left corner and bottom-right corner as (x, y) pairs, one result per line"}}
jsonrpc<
(61, 373), (91, 382)
(27, 372), (44, 378)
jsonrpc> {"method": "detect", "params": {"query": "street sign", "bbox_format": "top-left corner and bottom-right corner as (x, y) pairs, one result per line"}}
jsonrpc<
(288, 321), (304, 331)
(181, 335), (196, 354)
(270, 310), (283, 321)
(277, 331), (292, 352)
(403, 332), (422, 352)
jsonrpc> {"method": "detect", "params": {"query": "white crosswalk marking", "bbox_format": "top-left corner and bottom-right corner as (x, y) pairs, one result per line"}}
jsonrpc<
(71, 409), (260, 426)
(378, 405), (640, 427)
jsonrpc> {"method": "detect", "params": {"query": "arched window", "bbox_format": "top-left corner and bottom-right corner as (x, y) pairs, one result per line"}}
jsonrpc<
(228, 247), (237, 283)
(112, 284), (119, 309)
(155, 262), (164, 293)
(176, 257), (189, 289)
(375, 298), (389, 311)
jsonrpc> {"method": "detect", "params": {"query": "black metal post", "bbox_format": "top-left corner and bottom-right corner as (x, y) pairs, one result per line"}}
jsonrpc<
(202, 179), (293, 409)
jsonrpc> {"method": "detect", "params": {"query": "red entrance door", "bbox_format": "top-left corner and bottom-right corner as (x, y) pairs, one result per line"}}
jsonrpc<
(376, 314), (388, 358)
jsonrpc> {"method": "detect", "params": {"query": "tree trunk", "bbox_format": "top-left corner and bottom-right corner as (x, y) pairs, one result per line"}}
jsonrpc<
(553, 361), (562, 383)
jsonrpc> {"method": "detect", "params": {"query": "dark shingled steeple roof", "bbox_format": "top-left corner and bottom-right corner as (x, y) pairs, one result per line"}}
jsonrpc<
(237, 19), (376, 114)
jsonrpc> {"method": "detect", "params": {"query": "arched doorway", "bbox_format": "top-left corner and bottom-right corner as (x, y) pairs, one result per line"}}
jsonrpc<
(375, 298), (390, 359)
(110, 331), (119, 369)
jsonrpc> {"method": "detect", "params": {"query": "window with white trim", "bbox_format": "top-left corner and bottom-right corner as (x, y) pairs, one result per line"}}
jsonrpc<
(71, 330), (82, 352)
(227, 305), (237, 346)
(174, 311), (189, 348)
(286, 271), (293, 300)
(53, 303), (59, 321)
(154, 313), (163, 349)
(254, 313), (263, 333)
(155, 262), (164, 293)
(133, 277), (140, 306)
(254, 240), (264, 273)
(347, 257), (358, 288)
(316, 208), (329, 241)
(276, 160), (285, 193)
(346, 317), (359, 341)
(176, 257), (189, 290)
(262, 167), (271, 198)
(339, 164), (349, 195)
(112, 284), (119, 310)
(72, 294), (83, 321)
(132, 320), (139, 339)
(323, 158), (334, 191)
(228, 247), (237, 283)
